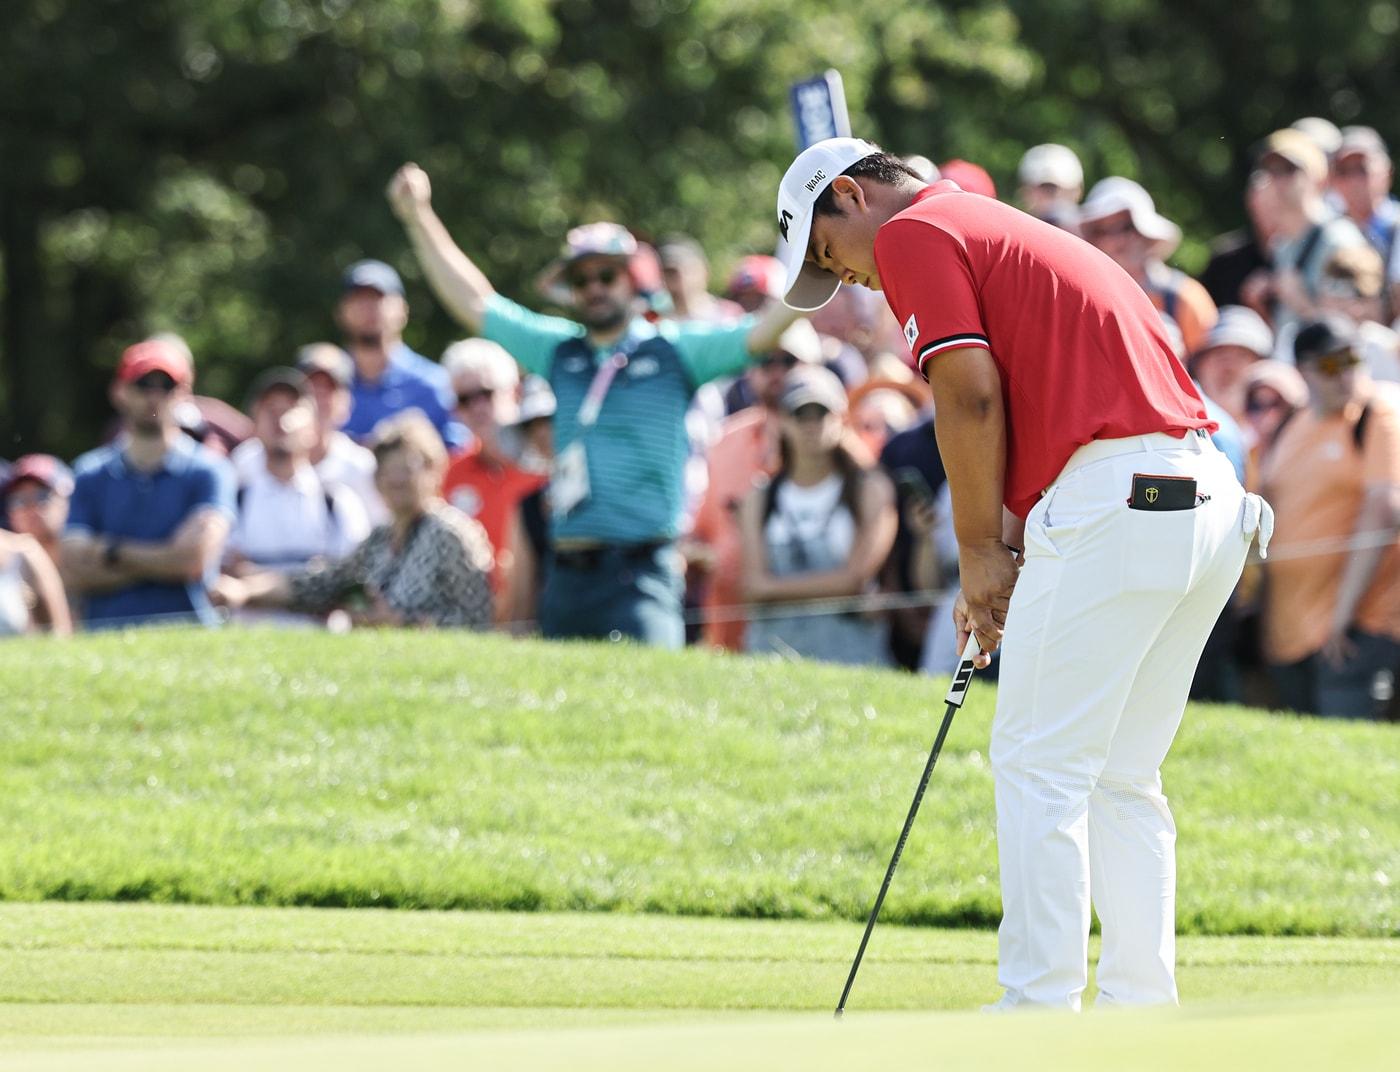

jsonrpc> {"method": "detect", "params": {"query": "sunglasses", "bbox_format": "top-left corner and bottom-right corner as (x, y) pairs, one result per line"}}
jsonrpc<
(1082, 219), (1135, 241)
(457, 387), (495, 406)
(5, 487), (56, 509)
(1310, 351), (1362, 376)
(568, 266), (621, 289)
(1245, 394), (1288, 415)
(131, 373), (178, 393)
(1256, 158), (1300, 179)
(757, 353), (799, 371)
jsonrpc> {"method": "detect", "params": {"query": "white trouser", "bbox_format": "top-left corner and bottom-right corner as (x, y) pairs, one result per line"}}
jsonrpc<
(990, 431), (1266, 1011)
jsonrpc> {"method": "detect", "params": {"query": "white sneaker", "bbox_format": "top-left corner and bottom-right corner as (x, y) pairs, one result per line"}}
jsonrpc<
(980, 993), (1022, 1014)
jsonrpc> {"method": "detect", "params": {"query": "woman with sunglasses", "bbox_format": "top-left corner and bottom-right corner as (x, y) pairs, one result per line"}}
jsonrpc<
(739, 365), (897, 666)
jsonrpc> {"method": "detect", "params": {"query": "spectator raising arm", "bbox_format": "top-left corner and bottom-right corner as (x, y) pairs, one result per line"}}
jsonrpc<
(744, 297), (803, 358)
(387, 163), (495, 335)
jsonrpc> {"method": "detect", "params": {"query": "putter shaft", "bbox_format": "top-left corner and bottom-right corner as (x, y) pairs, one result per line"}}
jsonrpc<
(835, 635), (981, 1017)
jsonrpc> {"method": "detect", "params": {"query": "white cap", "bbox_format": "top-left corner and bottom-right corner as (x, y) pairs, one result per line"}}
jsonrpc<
(1017, 143), (1084, 190)
(775, 137), (881, 311)
(1079, 176), (1181, 258)
(1197, 305), (1274, 359)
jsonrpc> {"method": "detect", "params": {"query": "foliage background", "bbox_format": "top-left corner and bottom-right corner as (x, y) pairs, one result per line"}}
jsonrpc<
(3, 0), (1399, 456)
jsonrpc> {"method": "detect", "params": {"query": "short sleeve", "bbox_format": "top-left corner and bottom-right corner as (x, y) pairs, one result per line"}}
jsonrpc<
(1361, 391), (1400, 487)
(65, 470), (101, 538)
(874, 219), (990, 379)
(482, 293), (586, 377)
(665, 316), (756, 386)
(190, 455), (237, 521)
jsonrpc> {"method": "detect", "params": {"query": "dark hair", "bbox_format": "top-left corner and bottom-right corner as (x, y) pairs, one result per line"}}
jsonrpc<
(764, 436), (868, 524)
(812, 153), (926, 218)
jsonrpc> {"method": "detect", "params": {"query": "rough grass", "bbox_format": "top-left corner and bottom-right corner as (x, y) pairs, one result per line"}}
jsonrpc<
(1, 629), (1396, 935)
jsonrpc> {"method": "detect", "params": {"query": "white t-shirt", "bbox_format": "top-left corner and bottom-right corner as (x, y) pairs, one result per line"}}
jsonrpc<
(232, 432), (387, 525)
(228, 463), (370, 570)
(762, 473), (857, 571)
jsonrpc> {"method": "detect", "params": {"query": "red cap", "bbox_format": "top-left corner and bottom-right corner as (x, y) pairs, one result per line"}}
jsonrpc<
(725, 254), (784, 299)
(2, 454), (75, 499)
(939, 159), (998, 199)
(115, 339), (193, 387)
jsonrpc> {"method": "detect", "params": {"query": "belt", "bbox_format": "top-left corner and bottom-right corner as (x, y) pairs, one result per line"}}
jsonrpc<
(552, 540), (670, 572)
(1049, 429), (1210, 491)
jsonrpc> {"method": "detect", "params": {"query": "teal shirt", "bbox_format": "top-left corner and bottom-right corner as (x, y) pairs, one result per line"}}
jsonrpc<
(483, 293), (754, 544)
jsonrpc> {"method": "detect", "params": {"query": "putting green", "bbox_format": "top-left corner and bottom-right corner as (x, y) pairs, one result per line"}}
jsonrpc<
(1, 904), (1397, 1069)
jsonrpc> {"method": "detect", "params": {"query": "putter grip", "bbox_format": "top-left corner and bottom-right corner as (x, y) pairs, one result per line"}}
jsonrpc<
(943, 634), (981, 708)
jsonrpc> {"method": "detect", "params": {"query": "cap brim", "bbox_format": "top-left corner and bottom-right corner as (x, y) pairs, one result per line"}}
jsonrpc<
(775, 205), (840, 311)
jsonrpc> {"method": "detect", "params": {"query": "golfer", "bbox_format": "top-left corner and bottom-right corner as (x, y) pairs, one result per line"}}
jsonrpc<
(775, 139), (1271, 1010)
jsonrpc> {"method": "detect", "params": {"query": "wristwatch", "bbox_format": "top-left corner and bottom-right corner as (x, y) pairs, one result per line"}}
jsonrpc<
(103, 539), (122, 567)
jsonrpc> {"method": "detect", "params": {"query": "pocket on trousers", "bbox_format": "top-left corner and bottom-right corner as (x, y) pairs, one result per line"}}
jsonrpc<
(1120, 506), (1196, 593)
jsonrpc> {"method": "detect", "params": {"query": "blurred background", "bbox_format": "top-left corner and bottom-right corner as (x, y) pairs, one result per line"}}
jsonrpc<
(3, 0), (1398, 457)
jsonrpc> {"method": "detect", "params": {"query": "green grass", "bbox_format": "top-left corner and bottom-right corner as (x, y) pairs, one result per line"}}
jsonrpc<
(1, 904), (1397, 1070)
(1, 629), (1396, 935)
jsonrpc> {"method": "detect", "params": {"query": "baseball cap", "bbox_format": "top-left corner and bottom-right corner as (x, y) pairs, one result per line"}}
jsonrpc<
(1291, 116), (1343, 157)
(341, 259), (405, 297)
(939, 159), (997, 199)
(1017, 143), (1084, 189)
(775, 137), (882, 311)
(1, 454), (75, 500)
(1336, 125), (1389, 161)
(779, 364), (849, 415)
(1079, 177), (1182, 257)
(1294, 315), (1359, 364)
(537, 221), (640, 304)
(515, 376), (557, 425)
(725, 254), (784, 300)
(1196, 305), (1274, 359)
(295, 343), (354, 387)
(115, 338), (194, 387)
(245, 366), (310, 410)
(1256, 129), (1328, 184)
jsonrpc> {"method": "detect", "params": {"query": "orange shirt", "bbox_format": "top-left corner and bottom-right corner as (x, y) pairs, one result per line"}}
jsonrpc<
(442, 446), (545, 592)
(1260, 384), (1400, 663)
(690, 408), (781, 651)
(1149, 273), (1218, 356)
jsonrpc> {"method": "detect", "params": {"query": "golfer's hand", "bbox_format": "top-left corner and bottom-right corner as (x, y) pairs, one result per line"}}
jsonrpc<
(387, 163), (432, 223)
(955, 539), (1017, 662)
(953, 593), (991, 670)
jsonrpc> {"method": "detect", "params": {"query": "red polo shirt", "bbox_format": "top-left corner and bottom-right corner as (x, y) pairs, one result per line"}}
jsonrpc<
(874, 183), (1212, 518)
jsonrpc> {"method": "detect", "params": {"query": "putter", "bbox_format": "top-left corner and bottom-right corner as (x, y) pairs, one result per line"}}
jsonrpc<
(835, 632), (984, 1018)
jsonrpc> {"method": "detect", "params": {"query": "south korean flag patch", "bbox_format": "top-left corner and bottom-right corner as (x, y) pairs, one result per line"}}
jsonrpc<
(903, 313), (919, 351)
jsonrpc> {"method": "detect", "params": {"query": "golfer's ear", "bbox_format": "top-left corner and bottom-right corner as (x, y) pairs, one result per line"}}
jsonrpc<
(832, 176), (866, 212)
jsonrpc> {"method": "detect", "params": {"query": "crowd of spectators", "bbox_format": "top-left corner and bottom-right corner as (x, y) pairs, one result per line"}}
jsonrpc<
(4, 116), (1399, 722)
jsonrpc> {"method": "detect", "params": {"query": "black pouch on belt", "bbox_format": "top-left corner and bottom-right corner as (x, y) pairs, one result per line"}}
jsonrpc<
(1128, 473), (1199, 511)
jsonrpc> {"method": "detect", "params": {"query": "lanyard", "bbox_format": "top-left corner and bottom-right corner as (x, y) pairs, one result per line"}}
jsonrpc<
(575, 332), (645, 429)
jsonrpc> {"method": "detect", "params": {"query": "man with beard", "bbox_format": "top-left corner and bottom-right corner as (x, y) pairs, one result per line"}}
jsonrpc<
(335, 259), (467, 450)
(387, 163), (800, 646)
(61, 339), (235, 628)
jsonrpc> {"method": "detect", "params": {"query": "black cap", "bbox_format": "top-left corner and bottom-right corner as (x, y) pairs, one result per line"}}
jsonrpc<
(341, 259), (404, 297)
(245, 366), (310, 410)
(1294, 315), (1359, 364)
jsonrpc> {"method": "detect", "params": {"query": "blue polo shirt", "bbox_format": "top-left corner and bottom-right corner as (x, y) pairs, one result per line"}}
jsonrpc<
(483, 294), (754, 544)
(66, 437), (236, 627)
(344, 344), (467, 449)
